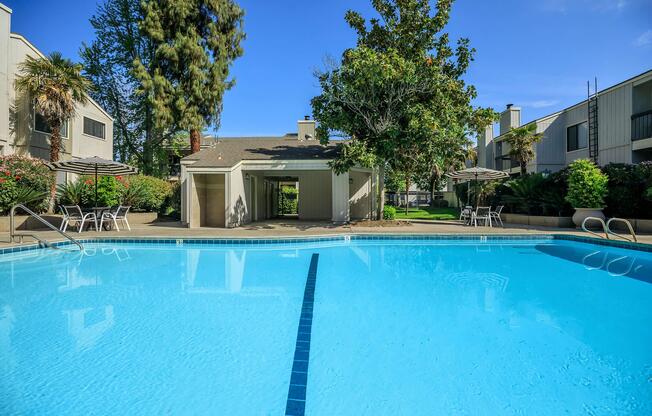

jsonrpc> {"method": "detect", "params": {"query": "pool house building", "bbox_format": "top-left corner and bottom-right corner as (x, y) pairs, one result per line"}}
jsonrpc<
(179, 118), (381, 228)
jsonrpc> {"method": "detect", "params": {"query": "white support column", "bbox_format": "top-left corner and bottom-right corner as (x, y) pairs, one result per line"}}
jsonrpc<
(180, 164), (190, 226)
(331, 170), (350, 223)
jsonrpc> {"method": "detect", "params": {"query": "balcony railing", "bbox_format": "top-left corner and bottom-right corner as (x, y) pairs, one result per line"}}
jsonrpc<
(495, 156), (519, 171)
(632, 110), (652, 141)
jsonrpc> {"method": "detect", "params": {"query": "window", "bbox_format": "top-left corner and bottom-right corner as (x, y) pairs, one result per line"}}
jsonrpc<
(567, 121), (588, 152)
(34, 112), (68, 138)
(83, 117), (106, 140)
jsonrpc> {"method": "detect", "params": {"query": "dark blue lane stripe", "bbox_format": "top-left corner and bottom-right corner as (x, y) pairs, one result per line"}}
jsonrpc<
(285, 253), (319, 416)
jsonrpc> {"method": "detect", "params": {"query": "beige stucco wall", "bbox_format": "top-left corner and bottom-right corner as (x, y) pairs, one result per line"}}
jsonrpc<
(0, 5), (113, 162)
(191, 173), (225, 228)
(0, 4), (10, 152)
(251, 169), (333, 221)
(349, 170), (372, 220)
(228, 165), (248, 227)
(331, 171), (350, 223)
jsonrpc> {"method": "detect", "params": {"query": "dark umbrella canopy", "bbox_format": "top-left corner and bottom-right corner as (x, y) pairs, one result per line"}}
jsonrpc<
(45, 156), (138, 208)
(446, 167), (509, 207)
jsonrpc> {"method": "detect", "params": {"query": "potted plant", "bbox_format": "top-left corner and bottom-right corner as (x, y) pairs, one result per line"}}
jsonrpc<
(565, 159), (609, 227)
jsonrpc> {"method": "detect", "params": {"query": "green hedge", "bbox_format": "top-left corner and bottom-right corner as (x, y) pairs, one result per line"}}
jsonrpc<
(0, 155), (53, 215)
(602, 162), (652, 218)
(123, 175), (173, 212)
(481, 160), (652, 218)
(56, 174), (173, 212)
(279, 186), (298, 215)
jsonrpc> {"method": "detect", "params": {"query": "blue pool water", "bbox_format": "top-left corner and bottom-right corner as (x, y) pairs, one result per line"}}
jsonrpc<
(1, 237), (651, 415)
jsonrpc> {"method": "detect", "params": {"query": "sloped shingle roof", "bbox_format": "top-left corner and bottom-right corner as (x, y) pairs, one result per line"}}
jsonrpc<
(183, 137), (341, 168)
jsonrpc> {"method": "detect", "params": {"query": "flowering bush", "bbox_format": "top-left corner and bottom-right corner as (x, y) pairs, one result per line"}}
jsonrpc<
(0, 155), (53, 214)
(56, 174), (172, 212)
(78, 175), (122, 207)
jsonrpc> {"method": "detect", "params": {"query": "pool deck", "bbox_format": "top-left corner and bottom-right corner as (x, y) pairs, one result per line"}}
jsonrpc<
(2, 219), (651, 248)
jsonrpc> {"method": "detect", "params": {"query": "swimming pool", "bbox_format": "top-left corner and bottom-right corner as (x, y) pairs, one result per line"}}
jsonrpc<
(1, 236), (651, 415)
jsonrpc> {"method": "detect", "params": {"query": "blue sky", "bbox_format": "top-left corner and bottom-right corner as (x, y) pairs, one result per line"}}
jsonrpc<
(5, 0), (652, 138)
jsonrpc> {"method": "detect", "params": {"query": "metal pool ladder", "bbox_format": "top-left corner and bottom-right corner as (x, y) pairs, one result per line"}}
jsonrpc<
(9, 204), (84, 250)
(581, 216), (637, 242)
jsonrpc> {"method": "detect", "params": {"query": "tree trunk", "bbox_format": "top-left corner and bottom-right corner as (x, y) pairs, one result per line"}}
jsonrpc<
(520, 160), (527, 176)
(429, 178), (437, 208)
(190, 129), (201, 154)
(142, 141), (154, 176)
(377, 163), (385, 220)
(48, 124), (62, 213)
(142, 104), (154, 175)
(404, 174), (410, 216)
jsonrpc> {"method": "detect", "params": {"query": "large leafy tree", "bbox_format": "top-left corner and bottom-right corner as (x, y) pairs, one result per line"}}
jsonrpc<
(503, 122), (543, 175)
(312, 0), (494, 215)
(135, 0), (245, 154)
(15, 52), (91, 207)
(81, 0), (172, 175)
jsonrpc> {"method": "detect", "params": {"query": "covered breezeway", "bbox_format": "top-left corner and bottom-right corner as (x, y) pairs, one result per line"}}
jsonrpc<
(182, 160), (378, 228)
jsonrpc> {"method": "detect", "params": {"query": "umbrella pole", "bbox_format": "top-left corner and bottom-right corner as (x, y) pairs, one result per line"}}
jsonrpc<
(475, 173), (480, 208)
(94, 165), (98, 209)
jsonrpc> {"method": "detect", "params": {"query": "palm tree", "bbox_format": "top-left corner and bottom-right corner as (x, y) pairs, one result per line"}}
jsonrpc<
(15, 52), (91, 208)
(503, 123), (543, 175)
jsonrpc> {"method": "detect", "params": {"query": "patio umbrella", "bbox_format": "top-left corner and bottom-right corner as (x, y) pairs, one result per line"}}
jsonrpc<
(446, 167), (509, 207)
(45, 156), (138, 208)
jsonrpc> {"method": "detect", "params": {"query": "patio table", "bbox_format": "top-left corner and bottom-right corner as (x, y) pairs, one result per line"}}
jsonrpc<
(82, 207), (112, 231)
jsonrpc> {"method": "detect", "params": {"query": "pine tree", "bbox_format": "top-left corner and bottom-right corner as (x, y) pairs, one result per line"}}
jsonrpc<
(135, 0), (245, 153)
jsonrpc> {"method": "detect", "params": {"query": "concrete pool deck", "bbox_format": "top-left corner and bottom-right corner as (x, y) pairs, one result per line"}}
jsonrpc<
(2, 219), (652, 248)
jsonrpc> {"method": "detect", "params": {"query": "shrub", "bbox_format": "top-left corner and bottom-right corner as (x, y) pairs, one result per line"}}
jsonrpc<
(0, 155), (53, 214)
(502, 174), (546, 215)
(565, 159), (608, 209)
(383, 205), (397, 220)
(432, 199), (449, 208)
(162, 182), (181, 218)
(57, 180), (85, 206)
(122, 175), (172, 212)
(80, 175), (122, 207)
(279, 186), (298, 215)
(602, 163), (652, 218)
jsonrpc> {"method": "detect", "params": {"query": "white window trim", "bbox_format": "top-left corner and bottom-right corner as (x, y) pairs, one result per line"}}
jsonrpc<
(32, 108), (69, 139)
(566, 120), (588, 153)
(82, 116), (107, 141)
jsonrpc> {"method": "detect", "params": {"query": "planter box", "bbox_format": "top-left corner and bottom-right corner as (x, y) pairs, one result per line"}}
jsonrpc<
(0, 212), (159, 232)
(500, 213), (574, 228)
(634, 219), (652, 233)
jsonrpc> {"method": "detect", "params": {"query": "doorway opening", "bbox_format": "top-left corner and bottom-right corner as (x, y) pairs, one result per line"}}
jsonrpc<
(265, 176), (299, 219)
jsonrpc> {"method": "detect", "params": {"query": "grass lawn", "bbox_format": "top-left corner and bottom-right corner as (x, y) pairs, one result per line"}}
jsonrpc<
(394, 206), (460, 220)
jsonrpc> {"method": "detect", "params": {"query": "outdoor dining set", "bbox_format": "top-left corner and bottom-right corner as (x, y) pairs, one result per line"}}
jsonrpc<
(59, 205), (131, 233)
(460, 205), (504, 228)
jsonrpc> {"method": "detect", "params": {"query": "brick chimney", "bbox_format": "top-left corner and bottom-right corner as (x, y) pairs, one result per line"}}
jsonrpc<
(297, 115), (316, 141)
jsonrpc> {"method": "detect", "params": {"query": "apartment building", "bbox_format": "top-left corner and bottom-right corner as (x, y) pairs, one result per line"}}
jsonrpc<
(478, 69), (652, 173)
(0, 3), (113, 173)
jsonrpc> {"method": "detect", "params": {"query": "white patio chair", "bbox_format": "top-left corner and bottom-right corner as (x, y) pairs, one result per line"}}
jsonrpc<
(490, 205), (504, 227)
(473, 206), (492, 227)
(99, 205), (131, 232)
(58, 205), (69, 231)
(62, 205), (98, 233)
(459, 205), (473, 225)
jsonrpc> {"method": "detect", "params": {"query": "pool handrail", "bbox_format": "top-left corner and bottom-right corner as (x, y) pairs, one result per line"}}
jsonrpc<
(581, 216), (609, 240)
(606, 217), (637, 242)
(10, 204), (84, 251)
